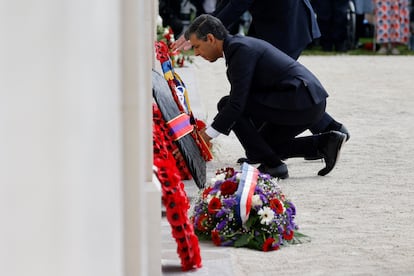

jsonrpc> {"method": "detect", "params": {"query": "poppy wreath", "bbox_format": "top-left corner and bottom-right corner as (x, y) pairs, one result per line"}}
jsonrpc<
(153, 104), (202, 271)
(153, 104), (192, 180)
(154, 41), (213, 162)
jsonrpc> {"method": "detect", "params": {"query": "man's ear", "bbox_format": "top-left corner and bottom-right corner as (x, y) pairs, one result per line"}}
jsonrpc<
(206, 33), (215, 43)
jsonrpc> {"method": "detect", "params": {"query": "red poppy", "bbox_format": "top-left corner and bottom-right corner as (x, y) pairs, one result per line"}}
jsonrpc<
(211, 230), (221, 246)
(190, 235), (202, 267)
(283, 229), (294, 241)
(172, 224), (187, 239)
(220, 180), (238, 196)
(202, 187), (213, 198)
(197, 213), (209, 231)
(224, 167), (235, 178)
(269, 198), (284, 214)
(262, 237), (275, 252)
(208, 197), (222, 214)
(167, 208), (186, 226)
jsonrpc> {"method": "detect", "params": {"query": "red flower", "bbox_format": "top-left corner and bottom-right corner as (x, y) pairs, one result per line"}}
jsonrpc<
(172, 224), (187, 239)
(211, 230), (221, 246)
(167, 207), (186, 226)
(269, 198), (284, 214)
(283, 229), (294, 241)
(202, 187), (213, 198)
(197, 213), (209, 231)
(208, 197), (222, 214)
(262, 237), (276, 252)
(220, 180), (238, 196)
(190, 235), (202, 268)
(215, 167), (235, 178)
(195, 119), (206, 130)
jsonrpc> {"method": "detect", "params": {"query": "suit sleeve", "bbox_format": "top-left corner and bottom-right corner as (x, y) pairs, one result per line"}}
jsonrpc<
(212, 0), (254, 28)
(211, 43), (259, 135)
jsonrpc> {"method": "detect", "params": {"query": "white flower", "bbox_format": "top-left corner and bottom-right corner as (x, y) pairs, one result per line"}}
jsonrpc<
(251, 194), (263, 208)
(216, 173), (226, 181)
(156, 15), (163, 28)
(210, 173), (225, 185)
(257, 206), (275, 225)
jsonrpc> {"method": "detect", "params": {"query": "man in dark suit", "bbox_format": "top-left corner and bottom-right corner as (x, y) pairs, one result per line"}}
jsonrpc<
(185, 14), (347, 178)
(173, 0), (350, 162)
(212, 0), (320, 60)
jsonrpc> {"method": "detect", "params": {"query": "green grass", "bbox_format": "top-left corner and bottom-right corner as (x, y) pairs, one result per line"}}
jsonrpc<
(181, 38), (414, 57)
(302, 38), (414, 56)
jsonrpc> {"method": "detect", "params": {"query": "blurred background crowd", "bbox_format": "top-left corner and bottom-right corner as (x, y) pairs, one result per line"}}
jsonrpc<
(158, 0), (414, 54)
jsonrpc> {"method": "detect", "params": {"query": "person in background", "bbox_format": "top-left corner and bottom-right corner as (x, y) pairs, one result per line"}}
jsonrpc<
(190, 0), (217, 17)
(186, 14), (347, 179)
(210, 0), (321, 60)
(354, 0), (374, 47)
(311, 0), (350, 52)
(159, 0), (184, 39)
(374, 0), (410, 55)
(172, 0), (350, 162)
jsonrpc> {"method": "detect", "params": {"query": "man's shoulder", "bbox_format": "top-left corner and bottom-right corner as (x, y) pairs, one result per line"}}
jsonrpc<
(225, 35), (269, 51)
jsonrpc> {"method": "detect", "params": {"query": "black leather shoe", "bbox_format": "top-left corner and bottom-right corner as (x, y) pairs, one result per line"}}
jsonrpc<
(236, 157), (260, 164)
(305, 124), (350, 161)
(318, 131), (347, 176)
(304, 154), (324, 161)
(338, 124), (350, 142)
(257, 163), (289, 179)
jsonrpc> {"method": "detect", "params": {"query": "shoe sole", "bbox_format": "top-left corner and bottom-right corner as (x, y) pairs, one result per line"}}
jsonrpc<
(257, 164), (289, 179)
(318, 132), (347, 176)
(278, 172), (289, 180)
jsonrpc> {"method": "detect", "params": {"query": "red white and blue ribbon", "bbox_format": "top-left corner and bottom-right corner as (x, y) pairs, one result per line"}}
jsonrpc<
(235, 163), (259, 225)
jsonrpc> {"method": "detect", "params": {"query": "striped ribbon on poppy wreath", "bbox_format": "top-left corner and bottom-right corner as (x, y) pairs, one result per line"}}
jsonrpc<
(166, 113), (194, 141)
(235, 163), (259, 225)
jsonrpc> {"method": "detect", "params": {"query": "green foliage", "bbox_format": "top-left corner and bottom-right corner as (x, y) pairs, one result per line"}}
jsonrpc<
(303, 38), (414, 56)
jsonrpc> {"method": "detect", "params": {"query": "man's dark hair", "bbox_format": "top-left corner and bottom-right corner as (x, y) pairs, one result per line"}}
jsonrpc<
(184, 14), (228, 41)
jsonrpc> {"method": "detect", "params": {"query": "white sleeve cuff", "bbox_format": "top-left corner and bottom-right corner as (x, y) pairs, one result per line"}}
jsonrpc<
(205, 125), (221, 138)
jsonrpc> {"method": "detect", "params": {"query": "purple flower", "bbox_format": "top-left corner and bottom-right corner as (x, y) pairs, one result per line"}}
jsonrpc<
(216, 208), (229, 218)
(223, 197), (237, 208)
(287, 201), (296, 216)
(216, 220), (227, 231)
(258, 173), (271, 180)
(259, 193), (268, 204)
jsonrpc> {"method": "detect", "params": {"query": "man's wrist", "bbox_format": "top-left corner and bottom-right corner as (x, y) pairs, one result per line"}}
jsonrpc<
(205, 126), (220, 138)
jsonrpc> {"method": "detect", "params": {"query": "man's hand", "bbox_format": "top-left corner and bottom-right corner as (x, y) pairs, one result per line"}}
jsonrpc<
(199, 128), (212, 149)
(171, 35), (192, 52)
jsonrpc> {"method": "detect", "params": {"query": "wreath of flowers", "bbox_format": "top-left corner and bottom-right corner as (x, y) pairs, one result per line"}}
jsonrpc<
(191, 165), (308, 251)
(153, 104), (202, 271)
(154, 40), (213, 165)
(153, 103), (192, 180)
(156, 25), (193, 68)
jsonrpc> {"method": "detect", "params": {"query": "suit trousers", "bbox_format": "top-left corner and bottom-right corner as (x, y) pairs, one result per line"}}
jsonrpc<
(217, 96), (327, 166)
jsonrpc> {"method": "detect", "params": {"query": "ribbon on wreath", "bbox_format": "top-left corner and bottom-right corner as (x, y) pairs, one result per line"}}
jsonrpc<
(235, 163), (259, 225)
(166, 113), (194, 141)
(155, 40), (213, 161)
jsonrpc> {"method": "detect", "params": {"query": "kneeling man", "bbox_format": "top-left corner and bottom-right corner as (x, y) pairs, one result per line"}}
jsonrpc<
(187, 14), (347, 179)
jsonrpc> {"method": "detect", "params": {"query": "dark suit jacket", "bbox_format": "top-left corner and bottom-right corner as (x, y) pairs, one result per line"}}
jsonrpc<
(213, 0), (321, 59)
(211, 35), (329, 135)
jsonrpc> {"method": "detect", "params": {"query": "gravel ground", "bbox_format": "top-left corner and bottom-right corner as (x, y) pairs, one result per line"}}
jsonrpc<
(162, 55), (414, 276)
